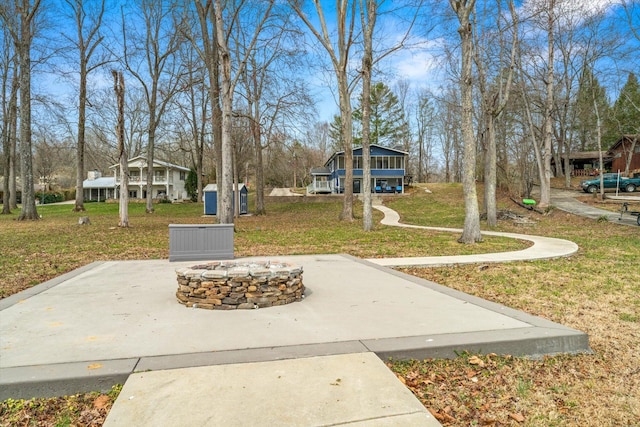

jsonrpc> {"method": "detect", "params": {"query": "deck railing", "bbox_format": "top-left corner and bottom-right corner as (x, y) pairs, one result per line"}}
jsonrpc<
(307, 181), (333, 194)
(115, 176), (173, 185)
(572, 169), (598, 177)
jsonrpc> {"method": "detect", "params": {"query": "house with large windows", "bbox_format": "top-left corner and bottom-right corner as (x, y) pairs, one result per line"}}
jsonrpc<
(308, 144), (408, 195)
(110, 156), (190, 201)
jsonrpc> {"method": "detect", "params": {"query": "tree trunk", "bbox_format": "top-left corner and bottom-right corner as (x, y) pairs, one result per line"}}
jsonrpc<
(338, 74), (354, 222)
(195, 1), (222, 214)
(17, 0), (40, 221)
(361, 71), (373, 231)
(539, 0), (555, 209)
(2, 63), (18, 214)
(563, 151), (572, 188)
(196, 117), (205, 203)
(593, 93), (604, 199)
(625, 137), (637, 176)
(74, 58), (87, 212)
(251, 97), (266, 215)
(214, 0), (234, 225)
(145, 112), (156, 214)
(71, 0), (105, 211)
(1, 117), (9, 213)
(9, 89), (17, 210)
(483, 113), (497, 227)
(451, 0), (482, 243)
(113, 70), (129, 227)
(360, 0), (376, 231)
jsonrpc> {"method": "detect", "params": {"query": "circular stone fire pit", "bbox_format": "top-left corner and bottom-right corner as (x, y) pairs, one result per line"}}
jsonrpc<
(175, 261), (304, 310)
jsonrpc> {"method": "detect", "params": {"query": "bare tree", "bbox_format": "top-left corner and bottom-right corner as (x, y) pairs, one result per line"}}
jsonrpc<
(1, 0), (42, 220)
(436, 86), (462, 183)
(234, 6), (307, 216)
(122, 0), (184, 214)
(290, 0), (358, 222)
(414, 90), (435, 183)
(192, 0), (222, 216)
(174, 45), (208, 202)
(538, 0), (556, 209)
(1, 26), (18, 214)
(474, 0), (517, 227)
(113, 70), (128, 227)
(61, 0), (108, 212)
(212, 0), (274, 224)
(360, 0), (376, 231)
(450, 0), (482, 243)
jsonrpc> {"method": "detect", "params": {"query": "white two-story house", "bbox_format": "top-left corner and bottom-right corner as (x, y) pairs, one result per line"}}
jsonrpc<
(110, 156), (190, 201)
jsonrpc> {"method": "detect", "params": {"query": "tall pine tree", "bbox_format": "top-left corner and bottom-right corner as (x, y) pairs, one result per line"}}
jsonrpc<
(352, 82), (408, 147)
(604, 72), (640, 147)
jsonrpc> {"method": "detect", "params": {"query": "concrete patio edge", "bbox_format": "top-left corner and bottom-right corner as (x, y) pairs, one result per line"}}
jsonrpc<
(0, 257), (591, 400)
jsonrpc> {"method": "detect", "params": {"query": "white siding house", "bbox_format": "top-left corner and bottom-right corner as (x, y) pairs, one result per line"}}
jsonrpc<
(110, 156), (190, 201)
(82, 170), (116, 201)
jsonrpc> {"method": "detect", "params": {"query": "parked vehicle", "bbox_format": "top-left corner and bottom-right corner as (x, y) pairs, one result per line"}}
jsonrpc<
(580, 173), (640, 193)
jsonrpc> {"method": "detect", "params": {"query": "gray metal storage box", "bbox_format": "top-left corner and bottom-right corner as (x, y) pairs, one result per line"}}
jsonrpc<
(169, 224), (234, 261)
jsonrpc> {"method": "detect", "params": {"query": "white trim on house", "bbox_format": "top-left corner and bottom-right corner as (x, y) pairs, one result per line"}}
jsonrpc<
(82, 175), (116, 201)
(109, 156), (190, 201)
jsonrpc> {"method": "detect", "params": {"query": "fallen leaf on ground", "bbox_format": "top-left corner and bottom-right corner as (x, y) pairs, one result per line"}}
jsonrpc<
(93, 395), (110, 410)
(509, 412), (525, 422)
(468, 355), (485, 367)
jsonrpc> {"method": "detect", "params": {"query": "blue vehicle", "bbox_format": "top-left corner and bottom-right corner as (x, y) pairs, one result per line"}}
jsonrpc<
(580, 173), (640, 193)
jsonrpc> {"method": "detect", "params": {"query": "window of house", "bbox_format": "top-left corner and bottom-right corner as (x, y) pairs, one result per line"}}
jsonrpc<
(180, 171), (186, 180)
(129, 190), (137, 198)
(338, 156), (345, 169)
(353, 156), (362, 169)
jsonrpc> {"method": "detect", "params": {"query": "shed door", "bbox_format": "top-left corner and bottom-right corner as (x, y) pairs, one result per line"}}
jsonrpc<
(204, 191), (217, 215)
(240, 191), (248, 213)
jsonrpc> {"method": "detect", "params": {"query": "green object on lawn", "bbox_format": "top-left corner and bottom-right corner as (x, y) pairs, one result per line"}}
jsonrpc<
(522, 199), (536, 206)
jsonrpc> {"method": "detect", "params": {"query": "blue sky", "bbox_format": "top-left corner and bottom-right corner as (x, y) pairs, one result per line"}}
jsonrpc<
(20, 0), (640, 128)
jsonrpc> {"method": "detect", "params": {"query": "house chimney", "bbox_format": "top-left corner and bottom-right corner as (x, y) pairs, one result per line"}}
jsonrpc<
(87, 170), (102, 180)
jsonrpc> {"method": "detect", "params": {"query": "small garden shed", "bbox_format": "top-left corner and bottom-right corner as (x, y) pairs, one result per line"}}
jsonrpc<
(203, 184), (248, 215)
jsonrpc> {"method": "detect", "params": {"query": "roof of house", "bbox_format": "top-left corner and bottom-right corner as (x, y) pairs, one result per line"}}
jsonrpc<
(567, 151), (612, 160)
(109, 156), (190, 172)
(608, 134), (640, 152)
(203, 184), (247, 192)
(324, 144), (408, 168)
(310, 167), (331, 175)
(82, 177), (116, 188)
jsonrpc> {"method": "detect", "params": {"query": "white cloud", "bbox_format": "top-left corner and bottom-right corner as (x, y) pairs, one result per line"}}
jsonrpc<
(521, 0), (618, 23)
(393, 50), (441, 80)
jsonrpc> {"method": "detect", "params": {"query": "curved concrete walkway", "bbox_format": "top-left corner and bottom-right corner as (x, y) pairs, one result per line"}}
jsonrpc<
(551, 190), (640, 227)
(367, 204), (579, 267)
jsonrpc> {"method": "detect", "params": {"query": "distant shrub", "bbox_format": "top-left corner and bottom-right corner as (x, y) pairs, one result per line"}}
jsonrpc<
(37, 192), (64, 204)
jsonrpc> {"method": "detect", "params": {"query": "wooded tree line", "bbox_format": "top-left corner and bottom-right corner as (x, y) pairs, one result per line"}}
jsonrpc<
(1, 0), (638, 239)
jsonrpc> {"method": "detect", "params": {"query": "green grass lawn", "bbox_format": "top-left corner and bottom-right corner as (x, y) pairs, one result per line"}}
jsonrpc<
(0, 196), (526, 298)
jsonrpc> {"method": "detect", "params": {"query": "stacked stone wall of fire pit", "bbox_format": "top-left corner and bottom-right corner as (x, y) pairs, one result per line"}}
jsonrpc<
(175, 261), (304, 310)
